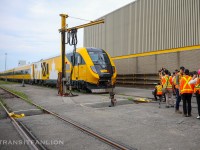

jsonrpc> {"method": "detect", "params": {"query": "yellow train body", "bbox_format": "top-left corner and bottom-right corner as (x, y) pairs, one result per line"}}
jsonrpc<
(0, 47), (117, 92)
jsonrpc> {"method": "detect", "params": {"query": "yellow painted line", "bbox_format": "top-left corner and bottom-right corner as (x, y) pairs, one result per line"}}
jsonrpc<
(112, 45), (200, 60)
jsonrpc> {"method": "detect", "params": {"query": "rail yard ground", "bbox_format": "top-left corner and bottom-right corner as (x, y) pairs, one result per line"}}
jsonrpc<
(0, 82), (200, 150)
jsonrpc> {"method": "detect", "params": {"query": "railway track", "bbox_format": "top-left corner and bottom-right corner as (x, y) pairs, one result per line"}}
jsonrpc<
(0, 98), (47, 150)
(0, 86), (135, 150)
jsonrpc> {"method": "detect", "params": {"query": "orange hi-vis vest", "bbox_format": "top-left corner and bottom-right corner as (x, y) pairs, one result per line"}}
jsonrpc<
(194, 78), (200, 94)
(175, 73), (183, 89)
(156, 85), (163, 95)
(162, 75), (172, 89)
(180, 75), (194, 94)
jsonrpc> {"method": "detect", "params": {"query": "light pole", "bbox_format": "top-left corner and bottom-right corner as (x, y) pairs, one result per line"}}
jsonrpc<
(5, 53), (7, 82)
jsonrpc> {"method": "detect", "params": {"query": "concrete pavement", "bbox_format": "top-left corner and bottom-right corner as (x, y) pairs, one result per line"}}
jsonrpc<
(1, 83), (200, 150)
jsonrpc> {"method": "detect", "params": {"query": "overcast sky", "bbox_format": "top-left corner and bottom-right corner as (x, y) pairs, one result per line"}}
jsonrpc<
(0, 0), (135, 71)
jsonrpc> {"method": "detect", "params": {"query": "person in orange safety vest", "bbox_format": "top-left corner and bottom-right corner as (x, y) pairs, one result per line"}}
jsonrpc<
(180, 69), (194, 117)
(155, 83), (163, 108)
(175, 66), (185, 114)
(161, 70), (174, 108)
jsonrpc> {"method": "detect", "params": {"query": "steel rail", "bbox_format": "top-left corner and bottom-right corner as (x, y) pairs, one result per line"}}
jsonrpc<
(0, 101), (40, 150)
(0, 86), (135, 150)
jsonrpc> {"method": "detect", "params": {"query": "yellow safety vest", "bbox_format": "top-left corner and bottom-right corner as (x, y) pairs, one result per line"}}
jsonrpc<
(162, 76), (172, 89)
(194, 78), (200, 94)
(156, 85), (163, 95)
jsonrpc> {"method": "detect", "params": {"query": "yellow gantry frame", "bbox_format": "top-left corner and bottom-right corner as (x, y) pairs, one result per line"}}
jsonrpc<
(59, 14), (104, 94)
(59, 14), (104, 32)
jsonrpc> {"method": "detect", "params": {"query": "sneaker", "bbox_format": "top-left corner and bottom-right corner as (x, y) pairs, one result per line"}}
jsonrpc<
(188, 114), (192, 117)
(165, 106), (170, 108)
(171, 105), (174, 108)
(197, 116), (200, 119)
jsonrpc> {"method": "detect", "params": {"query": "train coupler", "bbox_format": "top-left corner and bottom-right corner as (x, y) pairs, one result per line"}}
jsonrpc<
(109, 92), (117, 107)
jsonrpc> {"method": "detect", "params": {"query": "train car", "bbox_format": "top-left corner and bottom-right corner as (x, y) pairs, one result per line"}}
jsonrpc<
(67, 47), (116, 92)
(0, 64), (33, 83)
(0, 69), (14, 80)
(32, 55), (71, 85)
(0, 47), (117, 92)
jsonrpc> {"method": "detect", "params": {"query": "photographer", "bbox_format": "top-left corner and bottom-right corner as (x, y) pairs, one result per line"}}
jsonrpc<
(158, 68), (166, 102)
(189, 69), (200, 119)
(161, 69), (174, 108)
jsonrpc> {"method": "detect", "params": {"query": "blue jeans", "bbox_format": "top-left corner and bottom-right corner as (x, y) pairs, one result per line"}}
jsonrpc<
(175, 89), (181, 110)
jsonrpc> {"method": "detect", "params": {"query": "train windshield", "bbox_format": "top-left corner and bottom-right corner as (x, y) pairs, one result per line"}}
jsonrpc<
(88, 51), (110, 65)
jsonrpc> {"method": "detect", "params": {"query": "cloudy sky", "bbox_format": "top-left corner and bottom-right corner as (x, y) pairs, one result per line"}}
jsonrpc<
(0, 0), (135, 72)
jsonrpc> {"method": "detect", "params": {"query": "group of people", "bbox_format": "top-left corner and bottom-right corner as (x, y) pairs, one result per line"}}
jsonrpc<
(153, 66), (200, 119)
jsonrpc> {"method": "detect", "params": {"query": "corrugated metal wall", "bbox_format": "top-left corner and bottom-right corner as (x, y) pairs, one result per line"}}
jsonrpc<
(113, 49), (200, 74)
(84, 0), (200, 74)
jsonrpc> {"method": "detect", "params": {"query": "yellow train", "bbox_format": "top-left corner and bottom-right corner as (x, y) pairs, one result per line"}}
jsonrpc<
(0, 47), (117, 92)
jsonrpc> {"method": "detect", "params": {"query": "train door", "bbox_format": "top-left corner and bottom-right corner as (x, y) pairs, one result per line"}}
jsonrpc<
(77, 54), (86, 81)
(34, 62), (42, 80)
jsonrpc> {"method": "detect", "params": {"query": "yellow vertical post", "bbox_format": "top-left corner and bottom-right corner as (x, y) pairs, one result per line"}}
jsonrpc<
(59, 14), (68, 95)
(60, 14), (67, 30)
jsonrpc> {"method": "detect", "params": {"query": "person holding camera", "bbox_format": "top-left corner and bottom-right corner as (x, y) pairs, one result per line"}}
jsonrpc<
(189, 69), (200, 119)
(161, 69), (173, 108)
(159, 68), (166, 102)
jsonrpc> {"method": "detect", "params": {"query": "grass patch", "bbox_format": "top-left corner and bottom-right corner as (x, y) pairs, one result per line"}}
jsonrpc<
(0, 86), (44, 110)
(0, 86), (47, 113)
(0, 80), (17, 85)
(0, 86), (32, 103)
(127, 97), (134, 101)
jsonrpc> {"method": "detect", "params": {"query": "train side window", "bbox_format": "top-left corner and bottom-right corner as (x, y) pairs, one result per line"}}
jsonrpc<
(76, 54), (85, 65)
(67, 53), (85, 66)
(71, 56), (74, 64)
(81, 56), (85, 65)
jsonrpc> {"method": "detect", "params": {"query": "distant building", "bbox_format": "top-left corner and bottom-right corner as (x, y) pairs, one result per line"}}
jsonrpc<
(18, 60), (26, 66)
(84, 0), (200, 74)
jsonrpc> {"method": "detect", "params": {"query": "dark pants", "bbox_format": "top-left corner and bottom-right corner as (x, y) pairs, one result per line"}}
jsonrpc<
(153, 89), (157, 100)
(158, 95), (162, 103)
(175, 89), (181, 110)
(181, 93), (192, 115)
(196, 93), (200, 116)
(163, 94), (166, 102)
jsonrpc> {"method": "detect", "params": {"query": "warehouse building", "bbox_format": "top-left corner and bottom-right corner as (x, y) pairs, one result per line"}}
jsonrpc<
(84, 0), (200, 76)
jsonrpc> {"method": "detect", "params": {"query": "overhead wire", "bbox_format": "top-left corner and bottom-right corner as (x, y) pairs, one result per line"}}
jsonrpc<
(68, 16), (92, 22)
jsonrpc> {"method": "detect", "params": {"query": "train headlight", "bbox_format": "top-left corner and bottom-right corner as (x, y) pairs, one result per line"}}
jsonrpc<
(91, 66), (97, 74)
